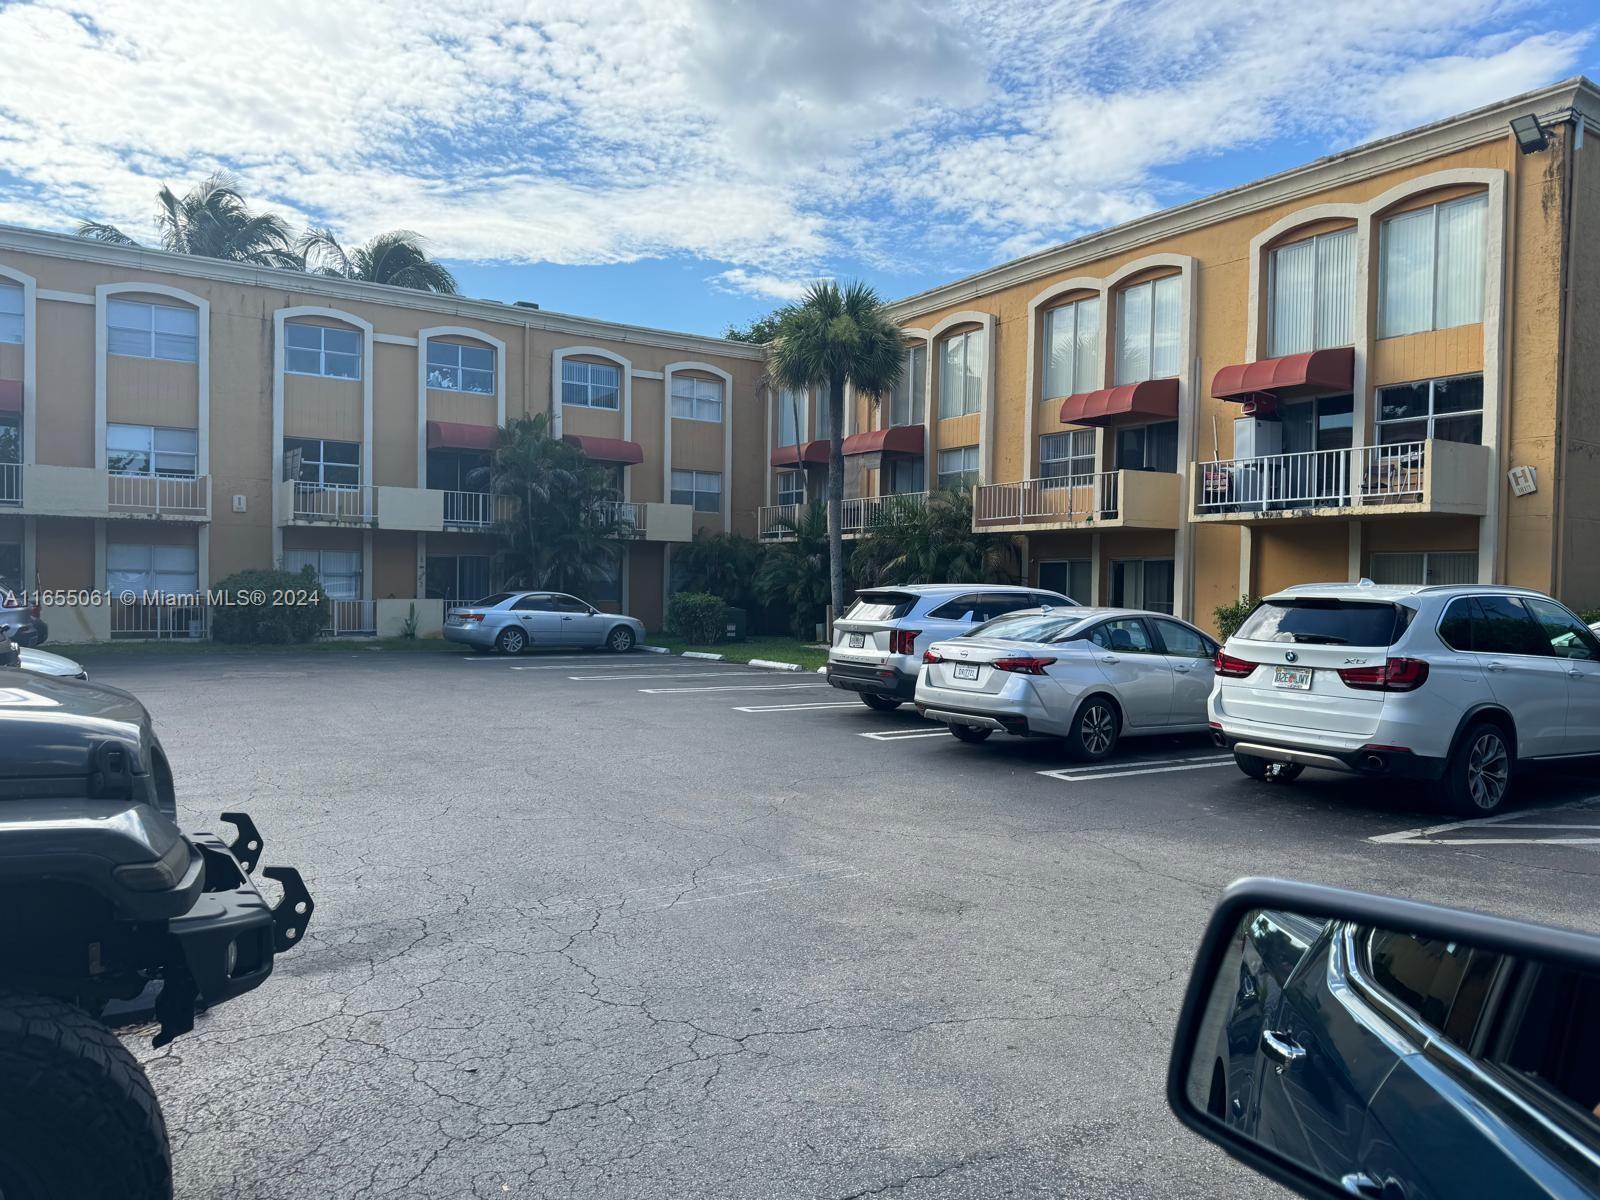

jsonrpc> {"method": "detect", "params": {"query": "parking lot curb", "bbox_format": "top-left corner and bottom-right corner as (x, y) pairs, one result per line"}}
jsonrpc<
(747, 659), (803, 672)
(680, 651), (726, 661)
(639, 645), (671, 654)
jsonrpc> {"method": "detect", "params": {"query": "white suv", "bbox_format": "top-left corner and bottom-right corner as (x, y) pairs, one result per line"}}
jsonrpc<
(1209, 582), (1600, 815)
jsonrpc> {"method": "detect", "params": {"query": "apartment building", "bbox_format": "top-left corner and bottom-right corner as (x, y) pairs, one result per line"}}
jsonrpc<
(762, 78), (1600, 626)
(0, 229), (765, 640)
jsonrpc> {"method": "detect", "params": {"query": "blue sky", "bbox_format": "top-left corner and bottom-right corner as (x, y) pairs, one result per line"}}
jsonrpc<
(1, 0), (1597, 337)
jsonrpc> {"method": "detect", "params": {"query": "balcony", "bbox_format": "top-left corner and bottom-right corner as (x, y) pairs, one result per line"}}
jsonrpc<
(442, 490), (509, 530)
(758, 492), (928, 542)
(974, 470), (1179, 532)
(279, 481), (378, 526)
(1191, 440), (1491, 524)
(107, 473), (211, 521)
(597, 500), (693, 542)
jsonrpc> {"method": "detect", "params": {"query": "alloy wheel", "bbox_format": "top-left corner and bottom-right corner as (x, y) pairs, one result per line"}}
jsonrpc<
(609, 629), (632, 652)
(1466, 732), (1510, 810)
(1081, 705), (1115, 756)
(502, 630), (525, 654)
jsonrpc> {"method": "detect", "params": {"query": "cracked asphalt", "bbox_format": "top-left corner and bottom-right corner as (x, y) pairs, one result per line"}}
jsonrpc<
(78, 647), (1600, 1200)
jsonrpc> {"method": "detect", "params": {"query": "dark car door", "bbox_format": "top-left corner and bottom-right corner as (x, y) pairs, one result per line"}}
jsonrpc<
(1219, 911), (1325, 1129)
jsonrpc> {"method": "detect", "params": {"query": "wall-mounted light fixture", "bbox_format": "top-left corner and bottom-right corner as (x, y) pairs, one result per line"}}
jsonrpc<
(1510, 113), (1550, 154)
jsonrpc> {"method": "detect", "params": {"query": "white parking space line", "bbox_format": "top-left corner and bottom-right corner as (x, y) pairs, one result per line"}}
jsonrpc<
(508, 661), (717, 672)
(570, 670), (775, 681)
(1371, 798), (1600, 846)
(859, 728), (953, 741)
(639, 683), (830, 694)
(1038, 755), (1232, 782)
(732, 702), (864, 712)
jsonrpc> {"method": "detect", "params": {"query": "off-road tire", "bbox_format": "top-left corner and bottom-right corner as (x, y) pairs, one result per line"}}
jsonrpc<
(0, 986), (171, 1200)
(860, 694), (902, 712)
(1234, 752), (1306, 784)
(949, 723), (991, 743)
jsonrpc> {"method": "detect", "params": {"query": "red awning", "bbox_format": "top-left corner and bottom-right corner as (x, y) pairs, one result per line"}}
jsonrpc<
(1059, 378), (1179, 427)
(842, 425), (924, 458)
(562, 434), (644, 465)
(1211, 347), (1354, 402)
(770, 440), (830, 468)
(0, 380), (20, 413)
(426, 420), (497, 452)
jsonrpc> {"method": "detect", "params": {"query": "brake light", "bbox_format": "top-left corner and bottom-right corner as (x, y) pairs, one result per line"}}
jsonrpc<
(460, 612), (484, 623)
(922, 648), (943, 665)
(993, 656), (1056, 676)
(1214, 651), (1256, 678)
(1338, 657), (1430, 692)
(891, 629), (921, 655)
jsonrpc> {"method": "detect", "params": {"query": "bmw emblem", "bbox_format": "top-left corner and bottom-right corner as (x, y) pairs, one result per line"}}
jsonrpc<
(1285, 651), (1299, 663)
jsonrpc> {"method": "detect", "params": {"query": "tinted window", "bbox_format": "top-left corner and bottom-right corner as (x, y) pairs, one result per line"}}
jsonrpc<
(927, 594), (985, 621)
(1236, 599), (1409, 647)
(977, 592), (1036, 621)
(1525, 598), (1599, 661)
(965, 613), (1081, 643)
(548, 595), (590, 613)
(1361, 928), (1471, 1029)
(1472, 595), (1549, 657)
(511, 594), (552, 611)
(1438, 596), (1476, 651)
(847, 592), (917, 622)
(1031, 592), (1075, 610)
(1154, 618), (1212, 659)
(1492, 962), (1600, 1121)
(1089, 619), (1156, 653)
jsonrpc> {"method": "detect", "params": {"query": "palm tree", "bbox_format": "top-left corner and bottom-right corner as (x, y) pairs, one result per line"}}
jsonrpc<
(850, 490), (1019, 587)
(769, 281), (903, 625)
(754, 501), (834, 638)
(298, 227), (458, 294)
(76, 173), (300, 267)
(487, 413), (624, 592)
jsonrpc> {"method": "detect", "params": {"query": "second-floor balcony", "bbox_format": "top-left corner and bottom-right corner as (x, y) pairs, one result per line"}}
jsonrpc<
(1191, 439), (1491, 523)
(108, 472), (211, 520)
(0, 462), (18, 507)
(282, 481), (378, 526)
(974, 470), (1180, 532)
(759, 492), (928, 541)
(2, 464), (212, 521)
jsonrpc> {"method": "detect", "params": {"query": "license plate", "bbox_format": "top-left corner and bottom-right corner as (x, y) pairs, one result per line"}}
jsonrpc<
(847, 632), (865, 648)
(952, 663), (980, 681)
(1274, 666), (1312, 691)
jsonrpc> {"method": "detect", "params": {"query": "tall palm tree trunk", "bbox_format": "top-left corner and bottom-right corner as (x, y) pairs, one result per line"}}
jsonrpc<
(826, 371), (847, 624)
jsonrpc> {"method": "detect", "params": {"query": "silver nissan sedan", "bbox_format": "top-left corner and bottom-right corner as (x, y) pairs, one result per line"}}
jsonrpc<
(443, 590), (646, 655)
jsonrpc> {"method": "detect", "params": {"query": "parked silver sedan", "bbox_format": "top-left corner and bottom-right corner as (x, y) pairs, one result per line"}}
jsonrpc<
(915, 607), (1219, 759)
(443, 591), (646, 654)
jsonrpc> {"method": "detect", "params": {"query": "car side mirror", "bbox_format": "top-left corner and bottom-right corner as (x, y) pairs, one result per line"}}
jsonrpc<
(1168, 878), (1600, 1200)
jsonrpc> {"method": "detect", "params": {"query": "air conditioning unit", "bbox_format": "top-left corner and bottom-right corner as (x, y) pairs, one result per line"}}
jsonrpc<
(1234, 417), (1282, 460)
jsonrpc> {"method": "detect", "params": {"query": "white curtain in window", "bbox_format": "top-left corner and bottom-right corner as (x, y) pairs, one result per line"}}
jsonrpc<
(961, 331), (983, 414)
(108, 544), (198, 596)
(1073, 297), (1100, 393)
(1435, 196), (1486, 331)
(1379, 208), (1435, 338)
(940, 332), (981, 418)
(1269, 239), (1315, 357)
(1316, 229), (1356, 349)
(1115, 284), (1151, 384)
(0, 283), (22, 345)
(1043, 305), (1074, 399)
(778, 389), (802, 445)
(1150, 276), (1181, 379)
(815, 387), (833, 440)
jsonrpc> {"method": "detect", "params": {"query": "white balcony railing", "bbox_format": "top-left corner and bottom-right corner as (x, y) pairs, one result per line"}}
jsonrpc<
(111, 598), (208, 640)
(1195, 442), (1429, 514)
(441, 490), (496, 528)
(759, 502), (801, 540)
(597, 500), (645, 538)
(324, 598), (377, 636)
(292, 482), (377, 523)
(975, 474), (1120, 526)
(0, 462), (18, 507)
(759, 492), (928, 540)
(108, 472), (209, 517)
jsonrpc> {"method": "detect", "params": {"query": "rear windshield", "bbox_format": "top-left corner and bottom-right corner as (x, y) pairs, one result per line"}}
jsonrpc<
(470, 592), (518, 608)
(845, 592), (917, 622)
(1236, 599), (1412, 647)
(965, 613), (1082, 643)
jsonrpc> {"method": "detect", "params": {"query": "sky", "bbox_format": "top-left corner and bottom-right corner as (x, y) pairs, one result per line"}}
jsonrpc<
(0, 0), (1597, 337)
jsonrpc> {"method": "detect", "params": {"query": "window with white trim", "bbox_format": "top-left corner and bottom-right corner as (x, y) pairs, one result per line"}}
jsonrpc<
(428, 341), (495, 394)
(890, 343), (927, 427)
(1039, 429), (1095, 483)
(1369, 551), (1478, 587)
(284, 322), (361, 379)
(1269, 227), (1355, 356)
(1114, 275), (1181, 385)
(107, 543), (198, 598)
(670, 469), (722, 512)
(776, 470), (805, 507)
(107, 424), (198, 477)
(939, 330), (983, 418)
(108, 298), (197, 363)
(0, 283), (22, 345)
(778, 388), (804, 446)
(284, 437), (360, 486)
(936, 445), (978, 490)
(1378, 194), (1487, 338)
(284, 548), (361, 599)
(671, 375), (723, 422)
(1375, 374), (1483, 445)
(560, 359), (620, 409)
(1042, 297), (1100, 398)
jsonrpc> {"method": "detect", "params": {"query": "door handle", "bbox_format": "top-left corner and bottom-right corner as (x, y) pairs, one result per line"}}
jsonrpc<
(1485, 660), (1506, 673)
(1339, 1173), (1400, 1199)
(561, 616), (574, 621)
(1100, 655), (1119, 664)
(1260, 1029), (1305, 1071)
(1173, 665), (1192, 674)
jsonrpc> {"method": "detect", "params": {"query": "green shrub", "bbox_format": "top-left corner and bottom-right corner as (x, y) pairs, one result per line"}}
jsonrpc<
(666, 592), (729, 644)
(1214, 594), (1259, 641)
(209, 566), (327, 644)
(1583, 608), (1600, 626)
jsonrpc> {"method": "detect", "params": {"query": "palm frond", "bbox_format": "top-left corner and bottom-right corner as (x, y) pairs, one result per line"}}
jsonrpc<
(74, 221), (139, 246)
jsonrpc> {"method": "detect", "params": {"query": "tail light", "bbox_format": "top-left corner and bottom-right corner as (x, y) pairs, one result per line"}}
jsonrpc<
(460, 612), (484, 623)
(993, 656), (1056, 676)
(28, 603), (39, 619)
(1338, 657), (1430, 692)
(1214, 651), (1256, 678)
(922, 648), (943, 665)
(890, 629), (920, 655)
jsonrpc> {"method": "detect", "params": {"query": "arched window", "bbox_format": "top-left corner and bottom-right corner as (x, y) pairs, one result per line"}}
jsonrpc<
(1041, 296), (1099, 398)
(938, 328), (982, 418)
(1378, 192), (1488, 338)
(1268, 227), (1355, 356)
(1114, 274), (1180, 385)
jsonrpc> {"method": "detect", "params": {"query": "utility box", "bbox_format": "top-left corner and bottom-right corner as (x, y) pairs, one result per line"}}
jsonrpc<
(1233, 417), (1283, 460)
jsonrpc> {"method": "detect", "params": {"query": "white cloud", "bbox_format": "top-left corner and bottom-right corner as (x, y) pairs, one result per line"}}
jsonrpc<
(709, 267), (823, 301)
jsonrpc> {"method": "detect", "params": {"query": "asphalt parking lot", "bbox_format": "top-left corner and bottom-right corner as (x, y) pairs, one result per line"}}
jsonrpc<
(83, 647), (1600, 1200)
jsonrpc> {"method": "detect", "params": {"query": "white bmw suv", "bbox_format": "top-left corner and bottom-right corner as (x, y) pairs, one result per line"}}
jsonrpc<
(1209, 582), (1600, 815)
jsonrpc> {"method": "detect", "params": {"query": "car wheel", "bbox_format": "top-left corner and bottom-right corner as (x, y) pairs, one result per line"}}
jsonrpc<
(495, 626), (528, 655)
(1438, 721), (1513, 816)
(1233, 752), (1305, 784)
(860, 694), (901, 712)
(1065, 696), (1119, 761)
(0, 987), (171, 1200)
(949, 723), (991, 743)
(607, 626), (636, 653)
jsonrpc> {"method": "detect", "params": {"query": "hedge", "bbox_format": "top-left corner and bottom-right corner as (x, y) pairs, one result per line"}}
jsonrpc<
(666, 592), (729, 644)
(209, 566), (328, 644)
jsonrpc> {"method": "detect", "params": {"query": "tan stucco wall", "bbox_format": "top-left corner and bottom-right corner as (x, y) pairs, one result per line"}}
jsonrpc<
(373, 531), (419, 599)
(1558, 123), (1600, 614)
(35, 517), (94, 589)
(35, 297), (95, 467)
